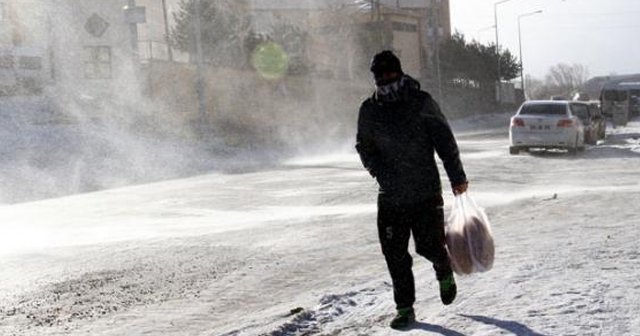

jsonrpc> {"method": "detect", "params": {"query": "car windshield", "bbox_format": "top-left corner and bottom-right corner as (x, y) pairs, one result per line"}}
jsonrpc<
(571, 104), (590, 122)
(573, 109), (589, 121)
(519, 104), (567, 116)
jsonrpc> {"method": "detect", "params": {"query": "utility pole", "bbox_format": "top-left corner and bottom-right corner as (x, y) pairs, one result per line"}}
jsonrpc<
(161, 0), (174, 62)
(518, 10), (542, 98)
(475, 24), (496, 42)
(371, 0), (375, 20)
(46, 12), (56, 82)
(371, 0), (384, 48)
(192, 0), (208, 128)
(127, 0), (139, 58)
(434, 6), (443, 103)
(494, 0), (513, 105)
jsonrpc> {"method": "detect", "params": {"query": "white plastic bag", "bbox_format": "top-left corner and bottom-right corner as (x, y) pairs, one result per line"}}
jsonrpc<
(445, 193), (495, 275)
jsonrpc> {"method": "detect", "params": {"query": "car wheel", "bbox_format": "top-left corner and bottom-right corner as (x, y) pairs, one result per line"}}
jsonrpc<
(509, 146), (520, 155)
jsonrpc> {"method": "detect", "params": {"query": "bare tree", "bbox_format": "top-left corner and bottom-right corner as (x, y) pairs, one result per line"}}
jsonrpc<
(544, 63), (590, 97)
(524, 75), (547, 100)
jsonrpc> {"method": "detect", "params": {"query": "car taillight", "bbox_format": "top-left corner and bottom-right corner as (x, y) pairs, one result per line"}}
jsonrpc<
(511, 118), (525, 127)
(557, 119), (573, 128)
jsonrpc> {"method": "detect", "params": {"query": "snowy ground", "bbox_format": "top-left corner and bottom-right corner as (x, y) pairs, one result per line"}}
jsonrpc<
(1, 116), (639, 335)
(0, 96), (285, 205)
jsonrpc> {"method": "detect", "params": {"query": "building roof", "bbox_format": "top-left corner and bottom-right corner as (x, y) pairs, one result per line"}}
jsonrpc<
(583, 74), (640, 95)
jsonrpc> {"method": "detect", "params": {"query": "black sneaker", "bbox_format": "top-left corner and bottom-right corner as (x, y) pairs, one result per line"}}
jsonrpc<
(390, 307), (415, 330)
(439, 273), (457, 305)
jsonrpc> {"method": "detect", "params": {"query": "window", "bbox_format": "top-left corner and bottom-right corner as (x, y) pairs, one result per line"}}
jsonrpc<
(520, 103), (568, 116)
(571, 104), (590, 122)
(83, 46), (111, 79)
(392, 22), (417, 33)
(19, 56), (42, 70)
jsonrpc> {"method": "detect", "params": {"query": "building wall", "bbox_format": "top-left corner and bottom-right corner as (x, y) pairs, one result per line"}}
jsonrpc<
(391, 0), (451, 78)
(385, 13), (422, 78)
(46, 1), (137, 98)
(250, 6), (423, 79)
(424, 0), (450, 78)
(428, 0), (451, 38)
(0, 0), (50, 96)
(145, 62), (369, 147)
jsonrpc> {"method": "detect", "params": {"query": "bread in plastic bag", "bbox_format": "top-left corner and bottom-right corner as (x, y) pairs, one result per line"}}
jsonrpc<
(445, 193), (495, 275)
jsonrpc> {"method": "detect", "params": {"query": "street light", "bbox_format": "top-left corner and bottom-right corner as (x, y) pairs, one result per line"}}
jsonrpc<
(161, 0), (173, 62)
(192, 0), (208, 128)
(518, 10), (543, 98)
(494, 0), (514, 104)
(476, 24), (496, 41)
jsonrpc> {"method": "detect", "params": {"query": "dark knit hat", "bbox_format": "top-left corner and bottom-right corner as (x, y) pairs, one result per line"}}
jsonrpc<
(370, 50), (403, 78)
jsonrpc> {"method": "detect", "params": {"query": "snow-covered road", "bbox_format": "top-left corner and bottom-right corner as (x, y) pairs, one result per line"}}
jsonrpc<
(1, 119), (639, 335)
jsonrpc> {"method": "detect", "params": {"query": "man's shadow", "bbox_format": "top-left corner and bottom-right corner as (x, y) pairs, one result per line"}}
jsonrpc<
(401, 315), (548, 336)
(407, 321), (466, 336)
(459, 314), (549, 336)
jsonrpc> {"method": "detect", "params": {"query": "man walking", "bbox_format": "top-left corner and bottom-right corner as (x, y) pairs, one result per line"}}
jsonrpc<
(355, 51), (468, 329)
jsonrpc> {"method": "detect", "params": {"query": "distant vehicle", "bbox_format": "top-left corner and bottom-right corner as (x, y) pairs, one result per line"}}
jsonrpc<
(600, 81), (640, 126)
(572, 103), (599, 145)
(587, 101), (606, 140)
(509, 101), (586, 155)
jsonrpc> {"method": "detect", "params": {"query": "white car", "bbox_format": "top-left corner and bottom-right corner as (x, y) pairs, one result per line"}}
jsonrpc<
(509, 101), (586, 155)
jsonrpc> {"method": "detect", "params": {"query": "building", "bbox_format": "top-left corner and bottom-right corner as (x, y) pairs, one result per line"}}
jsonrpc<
(583, 74), (640, 101)
(249, 0), (425, 79)
(120, 0), (447, 80)
(0, 0), (50, 96)
(44, 0), (147, 112)
(0, 0), (141, 99)
(380, 0), (451, 80)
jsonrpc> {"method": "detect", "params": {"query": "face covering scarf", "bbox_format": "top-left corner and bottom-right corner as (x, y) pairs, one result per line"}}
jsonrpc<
(375, 76), (413, 103)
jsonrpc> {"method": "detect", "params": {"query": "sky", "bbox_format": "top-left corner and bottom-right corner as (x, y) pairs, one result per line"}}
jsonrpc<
(450, 0), (640, 80)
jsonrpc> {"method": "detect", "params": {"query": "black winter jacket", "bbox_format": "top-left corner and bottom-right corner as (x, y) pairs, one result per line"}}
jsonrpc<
(356, 76), (467, 203)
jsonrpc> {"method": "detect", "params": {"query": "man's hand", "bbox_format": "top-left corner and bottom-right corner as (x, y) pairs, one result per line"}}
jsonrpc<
(452, 182), (469, 196)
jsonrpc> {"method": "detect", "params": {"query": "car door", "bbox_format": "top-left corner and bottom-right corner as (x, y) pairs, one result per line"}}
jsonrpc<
(570, 103), (590, 144)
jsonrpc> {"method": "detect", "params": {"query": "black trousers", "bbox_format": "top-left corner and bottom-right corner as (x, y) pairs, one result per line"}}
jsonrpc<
(377, 194), (452, 309)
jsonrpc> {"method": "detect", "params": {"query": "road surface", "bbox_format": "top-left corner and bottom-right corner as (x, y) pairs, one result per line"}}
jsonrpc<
(1, 118), (639, 335)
